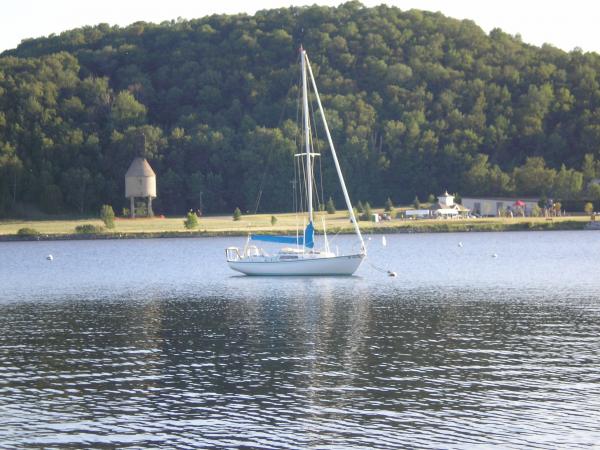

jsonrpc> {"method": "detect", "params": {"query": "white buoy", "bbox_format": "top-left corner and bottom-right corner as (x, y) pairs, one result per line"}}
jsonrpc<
(368, 236), (372, 241)
(382, 236), (387, 247)
(492, 253), (498, 258)
(46, 254), (53, 261)
(388, 271), (397, 277)
(458, 242), (463, 247)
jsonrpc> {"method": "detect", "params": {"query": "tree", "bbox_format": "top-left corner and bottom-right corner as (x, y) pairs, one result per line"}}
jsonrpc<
(427, 194), (435, 204)
(356, 201), (364, 213)
(233, 207), (242, 221)
(553, 164), (583, 199)
(589, 184), (600, 200)
(110, 91), (146, 128)
(513, 157), (556, 196)
(100, 204), (115, 229)
(4, 4), (600, 217)
(184, 211), (199, 229)
(271, 215), (277, 225)
(413, 196), (421, 209)
(584, 202), (594, 214)
(582, 154), (598, 182)
(384, 197), (394, 211)
(61, 167), (92, 213)
(360, 202), (373, 221)
(326, 197), (336, 214)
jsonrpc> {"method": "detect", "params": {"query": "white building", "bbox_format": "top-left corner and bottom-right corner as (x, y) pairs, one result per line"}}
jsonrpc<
(404, 191), (469, 219)
(125, 157), (157, 217)
(432, 191), (469, 218)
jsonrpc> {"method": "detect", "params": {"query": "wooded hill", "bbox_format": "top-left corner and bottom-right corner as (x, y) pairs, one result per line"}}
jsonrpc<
(1, 1), (600, 216)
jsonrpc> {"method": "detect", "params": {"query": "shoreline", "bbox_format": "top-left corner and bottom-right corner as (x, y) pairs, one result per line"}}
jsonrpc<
(0, 218), (591, 242)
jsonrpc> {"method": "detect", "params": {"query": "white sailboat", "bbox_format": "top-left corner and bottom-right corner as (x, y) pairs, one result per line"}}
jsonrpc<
(225, 47), (366, 276)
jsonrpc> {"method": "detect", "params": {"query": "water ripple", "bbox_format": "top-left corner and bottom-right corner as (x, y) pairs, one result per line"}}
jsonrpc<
(1, 234), (600, 447)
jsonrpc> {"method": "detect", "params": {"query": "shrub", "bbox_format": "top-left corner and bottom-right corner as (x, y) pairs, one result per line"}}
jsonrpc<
(384, 197), (394, 212)
(233, 207), (242, 221)
(183, 211), (199, 229)
(427, 194), (436, 204)
(17, 227), (40, 236)
(531, 204), (542, 217)
(360, 202), (373, 221)
(100, 204), (115, 229)
(584, 202), (594, 214)
(271, 215), (277, 226)
(356, 201), (364, 213)
(326, 197), (336, 214)
(75, 224), (103, 234)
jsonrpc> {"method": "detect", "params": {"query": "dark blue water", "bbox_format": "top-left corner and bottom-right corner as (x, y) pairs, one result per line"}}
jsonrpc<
(1, 231), (599, 448)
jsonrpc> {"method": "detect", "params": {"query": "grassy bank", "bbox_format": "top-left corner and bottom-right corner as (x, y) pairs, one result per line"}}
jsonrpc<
(0, 211), (591, 241)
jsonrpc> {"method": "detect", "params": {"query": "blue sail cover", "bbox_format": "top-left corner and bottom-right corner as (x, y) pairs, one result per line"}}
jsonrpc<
(251, 222), (314, 248)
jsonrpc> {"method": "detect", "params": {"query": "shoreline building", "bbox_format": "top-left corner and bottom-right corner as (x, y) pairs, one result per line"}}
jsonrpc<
(404, 191), (469, 219)
(462, 196), (539, 217)
(125, 157), (157, 218)
(431, 191), (470, 218)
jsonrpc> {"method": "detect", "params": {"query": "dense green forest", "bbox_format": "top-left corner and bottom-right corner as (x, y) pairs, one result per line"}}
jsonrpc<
(2, 1), (600, 217)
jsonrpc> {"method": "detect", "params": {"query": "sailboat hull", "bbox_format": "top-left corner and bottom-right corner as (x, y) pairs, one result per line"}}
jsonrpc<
(228, 253), (364, 276)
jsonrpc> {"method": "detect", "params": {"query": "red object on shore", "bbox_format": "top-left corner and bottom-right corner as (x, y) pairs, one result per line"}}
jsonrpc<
(514, 200), (525, 207)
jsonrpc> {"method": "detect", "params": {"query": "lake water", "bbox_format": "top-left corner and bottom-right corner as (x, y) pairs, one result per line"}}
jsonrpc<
(1, 231), (599, 448)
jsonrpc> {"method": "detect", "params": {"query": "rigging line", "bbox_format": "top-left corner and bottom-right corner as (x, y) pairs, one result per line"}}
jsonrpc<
(252, 53), (302, 215)
(300, 86), (311, 217)
(307, 81), (326, 209)
(307, 130), (318, 210)
(308, 138), (323, 212)
(293, 66), (302, 227)
(293, 153), (298, 232)
(296, 147), (306, 217)
(292, 152), (297, 221)
(306, 84), (320, 209)
(319, 148), (325, 209)
(311, 157), (321, 212)
(300, 145), (308, 215)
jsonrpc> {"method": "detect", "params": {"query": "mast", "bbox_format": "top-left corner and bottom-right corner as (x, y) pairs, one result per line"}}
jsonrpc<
(304, 52), (366, 253)
(300, 47), (314, 224)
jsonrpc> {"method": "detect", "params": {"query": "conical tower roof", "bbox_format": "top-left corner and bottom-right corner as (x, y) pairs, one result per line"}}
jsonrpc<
(126, 157), (155, 178)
